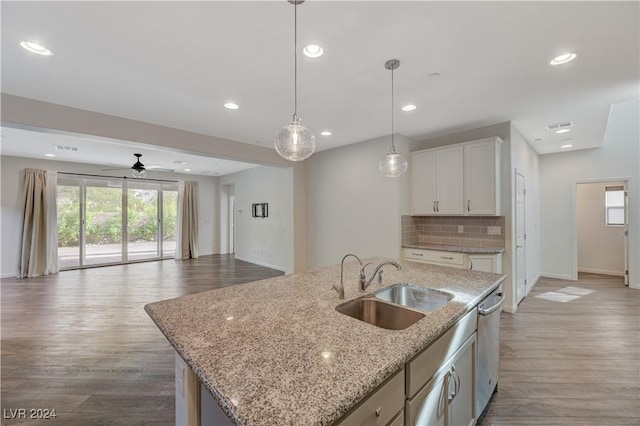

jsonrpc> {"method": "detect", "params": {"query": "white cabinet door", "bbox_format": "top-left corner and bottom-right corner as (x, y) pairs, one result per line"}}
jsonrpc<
(411, 151), (437, 215)
(464, 140), (500, 215)
(435, 147), (464, 215)
(449, 334), (477, 426)
(410, 152), (436, 215)
(468, 254), (502, 273)
(408, 369), (448, 426)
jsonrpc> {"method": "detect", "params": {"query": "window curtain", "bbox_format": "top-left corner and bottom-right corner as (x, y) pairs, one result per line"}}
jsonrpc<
(175, 181), (199, 260)
(17, 169), (59, 278)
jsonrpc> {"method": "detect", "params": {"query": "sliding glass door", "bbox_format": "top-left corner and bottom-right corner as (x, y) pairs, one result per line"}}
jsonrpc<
(85, 179), (123, 265)
(56, 175), (177, 270)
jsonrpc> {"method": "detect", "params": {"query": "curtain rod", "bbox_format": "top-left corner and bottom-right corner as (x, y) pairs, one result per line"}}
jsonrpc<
(58, 172), (178, 183)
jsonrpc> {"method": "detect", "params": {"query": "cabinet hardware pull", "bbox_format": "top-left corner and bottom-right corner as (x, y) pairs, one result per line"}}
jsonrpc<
(441, 256), (453, 260)
(375, 407), (381, 417)
(433, 201), (436, 212)
(467, 200), (471, 212)
(436, 201), (439, 212)
(413, 252), (423, 256)
(470, 259), (473, 270)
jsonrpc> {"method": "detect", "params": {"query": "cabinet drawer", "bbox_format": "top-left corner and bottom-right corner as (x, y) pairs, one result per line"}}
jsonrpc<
(403, 248), (465, 266)
(406, 308), (477, 398)
(334, 369), (404, 426)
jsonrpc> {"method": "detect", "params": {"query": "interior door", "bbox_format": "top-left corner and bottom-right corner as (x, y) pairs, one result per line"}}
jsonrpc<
(515, 172), (526, 303)
(624, 182), (629, 286)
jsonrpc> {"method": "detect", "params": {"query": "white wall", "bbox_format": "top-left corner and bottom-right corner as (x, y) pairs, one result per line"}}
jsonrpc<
(540, 99), (640, 288)
(0, 155), (219, 278)
(510, 124), (542, 295)
(219, 166), (293, 273)
(577, 182), (626, 275)
(305, 134), (412, 269)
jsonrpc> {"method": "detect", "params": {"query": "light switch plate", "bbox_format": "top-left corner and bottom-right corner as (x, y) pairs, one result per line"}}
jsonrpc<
(458, 226), (464, 233)
(487, 226), (501, 235)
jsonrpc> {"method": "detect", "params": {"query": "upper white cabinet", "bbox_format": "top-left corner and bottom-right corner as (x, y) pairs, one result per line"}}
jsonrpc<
(411, 146), (464, 215)
(464, 139), (501, 215)
(411, 137), (502, 216)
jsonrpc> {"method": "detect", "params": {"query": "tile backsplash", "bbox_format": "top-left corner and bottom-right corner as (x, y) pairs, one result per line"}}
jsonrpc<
(401, 215), (505, 248)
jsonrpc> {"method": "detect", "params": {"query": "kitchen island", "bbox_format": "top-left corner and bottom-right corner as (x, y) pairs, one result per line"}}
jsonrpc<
(145, 257), (505, 426)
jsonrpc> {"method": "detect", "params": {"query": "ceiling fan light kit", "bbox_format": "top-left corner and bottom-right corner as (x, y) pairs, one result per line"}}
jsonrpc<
(274, 0), (316, 162)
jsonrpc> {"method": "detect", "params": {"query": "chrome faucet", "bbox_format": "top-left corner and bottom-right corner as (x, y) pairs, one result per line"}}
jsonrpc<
(359, 260), (402, 292)
(332, 254), (364, 299)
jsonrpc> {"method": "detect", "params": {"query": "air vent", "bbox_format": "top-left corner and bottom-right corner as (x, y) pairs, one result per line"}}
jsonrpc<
(54, 144), (79, 151)
(546, 121), (573, 131)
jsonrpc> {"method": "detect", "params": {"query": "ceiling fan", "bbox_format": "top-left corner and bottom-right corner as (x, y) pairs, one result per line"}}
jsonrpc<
(101, 153), (174, 178)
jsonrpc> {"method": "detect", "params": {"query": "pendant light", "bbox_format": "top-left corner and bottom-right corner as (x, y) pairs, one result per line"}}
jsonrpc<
(379, 59), (408, 178)
(274, 0), (316, 162)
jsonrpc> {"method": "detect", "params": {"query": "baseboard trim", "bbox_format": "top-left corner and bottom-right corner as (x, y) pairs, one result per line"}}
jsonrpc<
(540, 272), (574, 281)
(502, 303), (517, 314)
(526, 272), (541, 295)
(1, 272), (16, 279)
(577, 267), (625, 277)
(233, 256), (286, 272)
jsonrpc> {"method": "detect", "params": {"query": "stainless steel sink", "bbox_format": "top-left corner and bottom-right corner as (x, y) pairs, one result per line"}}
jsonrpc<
(374, 284), (453, 313)
(336, 298), (425, 330)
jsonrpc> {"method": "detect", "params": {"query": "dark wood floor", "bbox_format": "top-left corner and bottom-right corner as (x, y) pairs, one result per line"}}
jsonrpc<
(2, 262), (638, 425)
(479, 273), (640, 425)
(1, 255), (283, 426)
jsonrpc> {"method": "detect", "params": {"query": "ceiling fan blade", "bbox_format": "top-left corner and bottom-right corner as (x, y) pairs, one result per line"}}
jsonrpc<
(101, 167), (132, 171)
(146, 167), (175, 172)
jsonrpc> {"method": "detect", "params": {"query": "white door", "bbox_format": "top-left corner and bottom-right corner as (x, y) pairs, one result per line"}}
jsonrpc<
(515, 172), (526, 303)
(229, 196), (235, 254)
(624, 182), (629, 286)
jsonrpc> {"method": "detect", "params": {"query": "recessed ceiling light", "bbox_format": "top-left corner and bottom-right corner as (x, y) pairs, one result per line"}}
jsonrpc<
(184, 168), (191, 172)
(534, 138), (542, 142)
(550, 52), (577, 65)
(320, 131), (332, 136)
(561, 144), (573, 149)
(428, 72), (441, 78)
(303, 44), (323, 58)
(20, 41), (53, 56)
(173, 160), (188, 165)
(224, 102), (239, 110)
(555, 128), (571, 134)
(402, 104), (417, 112)
(44, 153), (56, 157)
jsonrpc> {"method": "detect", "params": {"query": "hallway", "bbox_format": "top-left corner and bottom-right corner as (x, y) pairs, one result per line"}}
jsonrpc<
(479, 273), (639, 425)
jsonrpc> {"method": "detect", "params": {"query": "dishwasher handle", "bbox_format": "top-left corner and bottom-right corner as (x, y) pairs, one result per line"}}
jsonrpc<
(479, 291), (504, 316)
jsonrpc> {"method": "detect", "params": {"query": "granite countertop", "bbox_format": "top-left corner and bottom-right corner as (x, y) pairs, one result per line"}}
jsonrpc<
(403, 242), (505, 254)
(145, 257), (506, 426)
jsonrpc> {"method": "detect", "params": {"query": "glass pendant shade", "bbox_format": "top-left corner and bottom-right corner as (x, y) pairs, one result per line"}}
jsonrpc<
(132, 169), (146, 178)
(274, 115), (316, 161)
(379, 149), (408, 178)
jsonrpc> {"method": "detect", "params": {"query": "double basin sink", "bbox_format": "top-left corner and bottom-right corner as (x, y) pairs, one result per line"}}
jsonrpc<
(336, 284), (454, 330)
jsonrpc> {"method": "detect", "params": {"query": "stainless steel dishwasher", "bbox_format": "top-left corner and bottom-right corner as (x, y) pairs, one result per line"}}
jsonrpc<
(476, 285), (504, 416)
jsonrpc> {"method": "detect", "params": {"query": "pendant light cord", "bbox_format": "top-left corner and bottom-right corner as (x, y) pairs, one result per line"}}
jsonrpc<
(293, 1), (298, 119)
(390, 66), (395, 152)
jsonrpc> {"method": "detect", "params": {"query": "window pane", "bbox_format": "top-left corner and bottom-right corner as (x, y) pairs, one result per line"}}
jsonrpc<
(84, 180), (123, 265)
(57, 182), (80, 268)
(607, 207), (624, 226)
(128, 184), (159, 261)
(605, 190), (624, 207)
(163, 190), (178, 257)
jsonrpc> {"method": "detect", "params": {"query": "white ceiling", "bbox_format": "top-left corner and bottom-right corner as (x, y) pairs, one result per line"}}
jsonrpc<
(1, 1), (639, 163)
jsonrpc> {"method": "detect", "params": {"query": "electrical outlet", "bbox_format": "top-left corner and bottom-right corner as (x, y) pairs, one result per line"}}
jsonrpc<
(487, 226), (502, 235)
(458, 225), (464, 233)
